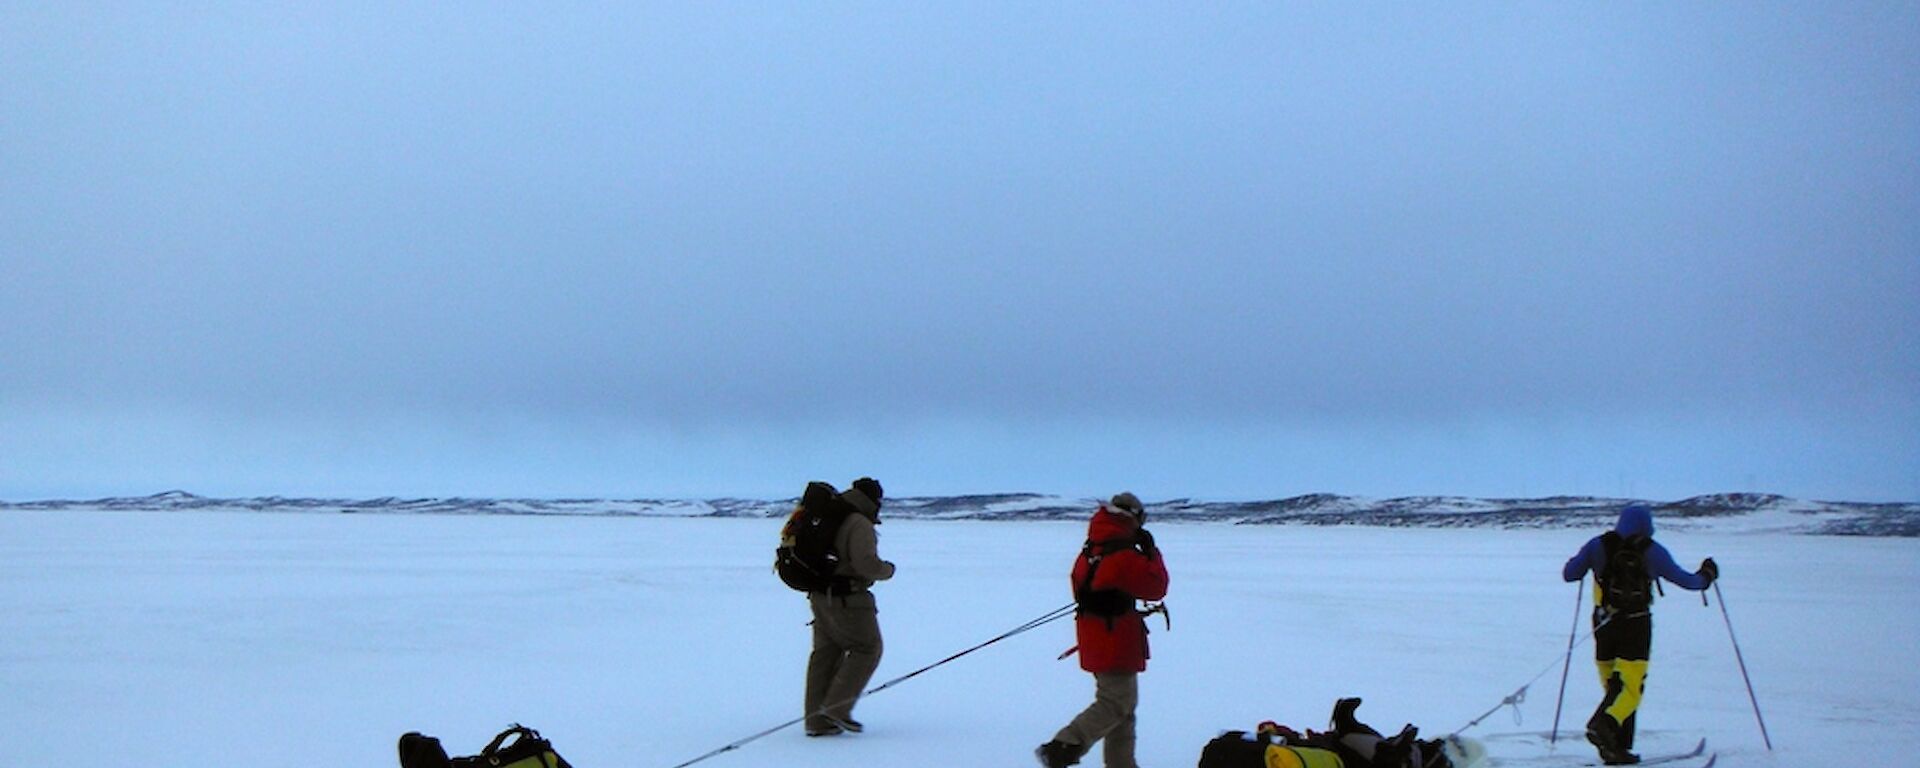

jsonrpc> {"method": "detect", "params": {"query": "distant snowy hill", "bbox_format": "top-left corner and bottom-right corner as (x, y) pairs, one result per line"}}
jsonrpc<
(4, 490), (1916, 536)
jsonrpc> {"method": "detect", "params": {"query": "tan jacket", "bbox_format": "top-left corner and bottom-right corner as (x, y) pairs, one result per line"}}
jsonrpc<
(833, 489), (895, 589)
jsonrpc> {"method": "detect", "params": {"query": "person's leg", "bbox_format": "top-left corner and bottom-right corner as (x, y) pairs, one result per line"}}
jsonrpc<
(1587, 614), (1651, 762)
(1611, 617), (1653, 752)
(1590, 657), (1619, 713)
(1051, 672), (1138, 765)
(804, 595), (845, 732)
(1586, 615), (1626, 757)
(1602, 661), (1648, 737)
(1098, 674), (1139, 768)
(820, 592), (884, 725)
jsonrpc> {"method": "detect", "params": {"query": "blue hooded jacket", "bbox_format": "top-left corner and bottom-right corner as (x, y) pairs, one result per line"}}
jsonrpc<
(1563, 504), (1708, 591)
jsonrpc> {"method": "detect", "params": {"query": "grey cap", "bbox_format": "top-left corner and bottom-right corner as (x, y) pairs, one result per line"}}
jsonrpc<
(1109, 491), (1144, 518)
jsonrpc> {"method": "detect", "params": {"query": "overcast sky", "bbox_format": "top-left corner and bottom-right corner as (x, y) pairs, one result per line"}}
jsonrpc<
(3, 3), (1915, 502)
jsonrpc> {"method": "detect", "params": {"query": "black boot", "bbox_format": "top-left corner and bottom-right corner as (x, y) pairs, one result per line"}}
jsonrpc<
(1584, 714), (1638, 765)
(1034, 740), (1081, 768)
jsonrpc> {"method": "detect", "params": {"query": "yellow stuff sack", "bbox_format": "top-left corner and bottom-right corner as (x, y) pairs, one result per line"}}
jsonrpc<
(1198, 729), (1345, 768)
(1265, 744), (1344, 768)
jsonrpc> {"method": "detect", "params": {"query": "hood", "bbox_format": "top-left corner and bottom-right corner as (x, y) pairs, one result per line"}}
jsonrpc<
(1614, 504), (1654, 537)
(842, 488), (881, 522)
(1086, 505), (1139, 543)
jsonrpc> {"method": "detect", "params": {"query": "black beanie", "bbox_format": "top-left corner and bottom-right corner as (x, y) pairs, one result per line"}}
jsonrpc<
(851, 477), (884, 503)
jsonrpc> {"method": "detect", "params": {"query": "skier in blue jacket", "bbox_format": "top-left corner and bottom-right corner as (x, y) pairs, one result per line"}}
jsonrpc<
(1562, 504), (1717, 765)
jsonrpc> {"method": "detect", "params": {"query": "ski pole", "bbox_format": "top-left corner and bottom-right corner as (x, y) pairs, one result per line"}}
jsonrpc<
(664, 601), (1078, 768)
(1549, 577), (1584, 749)
(1713, 581), (1773, 750)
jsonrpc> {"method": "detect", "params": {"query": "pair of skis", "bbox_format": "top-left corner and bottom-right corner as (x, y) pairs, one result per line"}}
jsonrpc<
(1603, 737), (1713, 768)
(1494, 736), (1715, 768)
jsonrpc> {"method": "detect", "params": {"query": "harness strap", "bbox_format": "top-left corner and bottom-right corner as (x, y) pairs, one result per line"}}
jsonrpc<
(1074, 540), (1137, 629)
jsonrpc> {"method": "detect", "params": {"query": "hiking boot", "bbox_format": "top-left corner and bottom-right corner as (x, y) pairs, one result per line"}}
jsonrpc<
(824, 715), (864, 733)
(1585, 712), (1615, 748)
(1034, 740), (1081, 768)
(1584, 715), (1636, 764)
(805, 723), (843, 737)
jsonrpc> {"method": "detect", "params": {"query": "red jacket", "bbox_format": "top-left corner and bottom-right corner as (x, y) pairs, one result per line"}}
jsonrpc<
(1070, 506), (1170, 674)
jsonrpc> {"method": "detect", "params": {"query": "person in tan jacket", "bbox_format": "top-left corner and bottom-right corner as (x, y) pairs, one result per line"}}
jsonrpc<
(804, 477), (895, 737)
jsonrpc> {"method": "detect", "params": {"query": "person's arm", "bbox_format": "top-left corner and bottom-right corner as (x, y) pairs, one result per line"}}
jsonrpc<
(1647, 541), (1709, 591)
(1110, 548), (1168, 602)
(1563, 537), (1601, 582)
(840, 515), (896, 582)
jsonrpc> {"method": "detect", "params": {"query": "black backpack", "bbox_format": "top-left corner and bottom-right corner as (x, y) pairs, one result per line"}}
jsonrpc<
(774, 481), (853, 594)
(1598, 531), (1656, 612)
(1197, 730), (1275, 768)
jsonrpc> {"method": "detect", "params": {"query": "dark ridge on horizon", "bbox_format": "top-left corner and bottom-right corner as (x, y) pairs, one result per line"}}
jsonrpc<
(4, 489), (1917, 536)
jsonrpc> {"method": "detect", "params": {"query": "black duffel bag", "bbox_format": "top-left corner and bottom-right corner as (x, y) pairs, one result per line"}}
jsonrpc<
(400, 724), (573, 768)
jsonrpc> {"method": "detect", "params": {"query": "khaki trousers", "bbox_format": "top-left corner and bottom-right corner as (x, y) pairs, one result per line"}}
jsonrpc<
(1053, 671), (1139, 768)
(804, 590), (883, 729)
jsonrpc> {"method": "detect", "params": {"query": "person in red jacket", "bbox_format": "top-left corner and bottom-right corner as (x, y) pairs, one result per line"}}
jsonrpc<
(1037, 492), (1171, 768)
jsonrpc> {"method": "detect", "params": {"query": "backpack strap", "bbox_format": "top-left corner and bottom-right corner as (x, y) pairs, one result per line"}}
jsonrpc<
(1632, 534), (1665, 600)
(820, 500), (860, 597)
(1596, 531), (1623, 602)
(481, 725), (538, 758)
(1074, 540), (1135, 627)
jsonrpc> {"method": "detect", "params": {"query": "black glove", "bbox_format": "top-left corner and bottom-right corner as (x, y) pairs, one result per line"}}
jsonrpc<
(1698, 557), (1719, 586)
(1135, 528), (1158, 560)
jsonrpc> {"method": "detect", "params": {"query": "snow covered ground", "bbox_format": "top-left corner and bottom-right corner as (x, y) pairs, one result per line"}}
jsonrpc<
(4, 509), (1914, 767)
